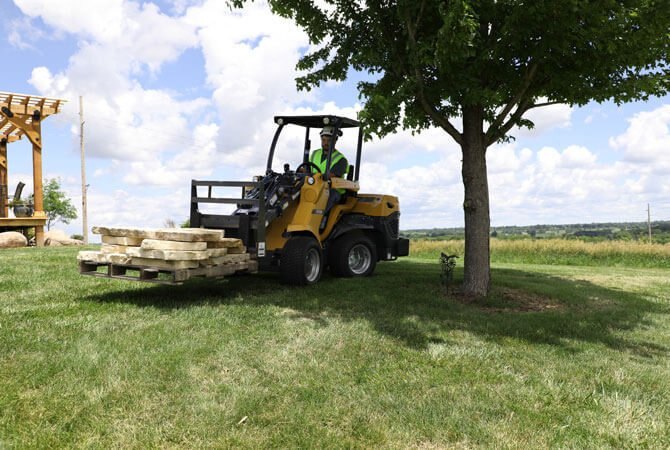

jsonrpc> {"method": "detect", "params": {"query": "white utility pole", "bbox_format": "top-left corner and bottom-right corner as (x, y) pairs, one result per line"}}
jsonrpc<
(80, 96), (88, 244)
(647, 203), (652, 245)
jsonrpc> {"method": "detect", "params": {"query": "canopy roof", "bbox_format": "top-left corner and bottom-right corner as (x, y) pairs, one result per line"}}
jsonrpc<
(0, 91), (66, 143)
(274, 115), (360, 129)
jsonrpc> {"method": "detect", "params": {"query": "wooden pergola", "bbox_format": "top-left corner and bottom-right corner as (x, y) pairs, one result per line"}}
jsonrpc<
(0, 91), (66, 246)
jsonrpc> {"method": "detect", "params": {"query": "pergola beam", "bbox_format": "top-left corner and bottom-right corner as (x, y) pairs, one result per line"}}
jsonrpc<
(0, 92), (62, 117)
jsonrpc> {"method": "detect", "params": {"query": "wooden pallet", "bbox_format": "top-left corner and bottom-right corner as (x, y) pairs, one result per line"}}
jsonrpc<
(79, 259), (259, 285)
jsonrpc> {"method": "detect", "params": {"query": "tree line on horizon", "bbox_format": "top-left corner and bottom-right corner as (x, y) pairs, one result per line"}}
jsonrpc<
(404, 221), (670, 244)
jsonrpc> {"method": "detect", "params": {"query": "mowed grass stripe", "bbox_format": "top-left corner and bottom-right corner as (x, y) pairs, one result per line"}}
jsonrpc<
(1, 246), (669, 447)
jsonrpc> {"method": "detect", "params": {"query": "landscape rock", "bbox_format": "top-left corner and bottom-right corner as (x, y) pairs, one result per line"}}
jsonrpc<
(45, 229), (69, 241)
(0, 231), (28, 248)
(45, 229), (84, 246)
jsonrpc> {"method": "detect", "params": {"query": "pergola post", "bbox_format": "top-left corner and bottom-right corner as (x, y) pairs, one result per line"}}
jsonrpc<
(30, 114), (46, 245)
(0, 138), (7, 217)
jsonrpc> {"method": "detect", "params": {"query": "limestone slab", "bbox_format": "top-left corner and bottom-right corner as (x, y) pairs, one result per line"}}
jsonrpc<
(92, 226), (223, 242)
(141, 239), (207, 251)
(101, 235), (144, 246)
(101, 244), (140, 254)
(207, 238), (244, 248)
(108, 253), (132, 265)
(77, 251), (107, 263)
(203, 253), (250, 266)
(130, 257), (199, 270)
(206, 248), (228, 257)
(126, 247), (209, 261)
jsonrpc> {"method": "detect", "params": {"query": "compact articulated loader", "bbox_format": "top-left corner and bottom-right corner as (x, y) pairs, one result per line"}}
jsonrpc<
(190, 115), (409, 285)
(80, 115), (408, 285)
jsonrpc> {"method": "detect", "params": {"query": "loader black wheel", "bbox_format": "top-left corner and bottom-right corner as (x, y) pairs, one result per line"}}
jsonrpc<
(329, 233), (377, 277)
(280, 236), (323, 285)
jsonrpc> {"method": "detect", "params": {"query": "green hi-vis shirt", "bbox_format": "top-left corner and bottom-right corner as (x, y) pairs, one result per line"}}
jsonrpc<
(310, 148), (349, 178)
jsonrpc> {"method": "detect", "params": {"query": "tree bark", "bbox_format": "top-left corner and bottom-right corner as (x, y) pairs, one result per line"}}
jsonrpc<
(461, 105), (490, 296)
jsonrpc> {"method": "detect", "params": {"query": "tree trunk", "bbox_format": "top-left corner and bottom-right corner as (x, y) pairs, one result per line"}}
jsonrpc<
(461, 105), (490, 296)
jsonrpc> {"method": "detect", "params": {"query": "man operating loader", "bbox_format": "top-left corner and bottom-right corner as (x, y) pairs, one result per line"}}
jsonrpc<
(310, 126), (349, 178)
(310, 126), (349, 227)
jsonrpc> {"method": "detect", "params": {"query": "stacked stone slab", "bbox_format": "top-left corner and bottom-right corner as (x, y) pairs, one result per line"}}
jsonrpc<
(77, 226), (250, 270)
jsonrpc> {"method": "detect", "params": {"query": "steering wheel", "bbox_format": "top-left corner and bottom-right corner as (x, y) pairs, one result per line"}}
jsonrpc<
(295, 161), (322, 175)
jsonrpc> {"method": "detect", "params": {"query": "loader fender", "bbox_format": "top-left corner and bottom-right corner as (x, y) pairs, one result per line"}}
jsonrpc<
(327, 214), (374, 242)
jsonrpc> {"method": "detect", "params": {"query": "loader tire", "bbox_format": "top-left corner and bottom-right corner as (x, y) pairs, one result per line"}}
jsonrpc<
(280, 236), (323, 285)
(329, 233), (377, 278)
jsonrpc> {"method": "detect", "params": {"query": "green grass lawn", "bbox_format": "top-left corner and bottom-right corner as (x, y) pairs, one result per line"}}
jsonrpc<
(1, 246), (669, 447)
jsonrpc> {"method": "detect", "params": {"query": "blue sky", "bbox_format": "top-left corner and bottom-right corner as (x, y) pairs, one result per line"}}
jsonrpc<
(2, 0), (669, 240)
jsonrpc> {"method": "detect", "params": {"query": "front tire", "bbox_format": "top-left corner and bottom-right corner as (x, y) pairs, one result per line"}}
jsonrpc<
(329, 233), (377, 277)
(280, 236), (323, 285)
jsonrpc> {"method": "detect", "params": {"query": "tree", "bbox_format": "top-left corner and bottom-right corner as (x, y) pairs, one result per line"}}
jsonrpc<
(43, 178), (77, 230)
(233, 0), (670, 296)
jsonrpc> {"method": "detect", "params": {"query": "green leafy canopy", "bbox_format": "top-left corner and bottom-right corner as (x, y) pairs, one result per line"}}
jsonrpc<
(236, 0), (669, 145)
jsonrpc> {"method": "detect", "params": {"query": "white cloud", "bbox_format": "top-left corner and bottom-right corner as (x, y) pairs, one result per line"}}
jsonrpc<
(561, 145), (597, 168)
(15, 0), (125, 41)
(522, 102), (572, 133)
(29, 66), (69, 93)
(536, 146), (561, 171)
(7, 16), (52, 50)
(609, 104), (670, 164)
(498, 100), (573, 139)
(122, 122), (220, 185)
(488, 143), (533, 174)
(186, 1), (312, 156)
(87, 187), (191, 228)
(21, 1), (213, 189)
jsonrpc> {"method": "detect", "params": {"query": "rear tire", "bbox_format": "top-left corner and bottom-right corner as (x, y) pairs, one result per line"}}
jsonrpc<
(329, 233), (377, 277)
(280, 236), (323, 285)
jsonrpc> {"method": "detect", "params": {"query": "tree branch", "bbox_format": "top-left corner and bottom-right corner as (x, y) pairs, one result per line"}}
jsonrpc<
(414, 0), (426, 32)
(405, 5), (463, 145)
(488, 98), (534, 145)
(527, 101), (563, 109)
(486, 98), (565, 145)
(485, 63), (538, 143)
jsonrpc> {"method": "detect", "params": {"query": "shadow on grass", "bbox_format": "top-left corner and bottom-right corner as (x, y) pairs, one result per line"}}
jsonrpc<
(82, 260), (669, 357)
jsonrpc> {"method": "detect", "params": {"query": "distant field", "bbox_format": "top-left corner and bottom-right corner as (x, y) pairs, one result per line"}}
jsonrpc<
(412, 238), (670, 268)
(1, 246), (669, 447)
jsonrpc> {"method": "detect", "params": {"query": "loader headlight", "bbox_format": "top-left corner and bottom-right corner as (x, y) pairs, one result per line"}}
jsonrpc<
(307, 176), (315, 185)
(323, 117), (330, 125)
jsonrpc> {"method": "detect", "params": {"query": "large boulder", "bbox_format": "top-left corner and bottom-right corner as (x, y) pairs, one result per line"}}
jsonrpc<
(45, 229), (84, 247)
(0, 231), (28, 248)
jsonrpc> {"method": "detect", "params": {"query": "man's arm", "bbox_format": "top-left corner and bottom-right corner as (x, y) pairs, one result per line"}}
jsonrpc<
(330, 157), (348, 178)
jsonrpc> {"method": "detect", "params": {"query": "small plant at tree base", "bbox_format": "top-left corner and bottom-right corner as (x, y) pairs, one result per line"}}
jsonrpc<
(440, 252), (458, 294)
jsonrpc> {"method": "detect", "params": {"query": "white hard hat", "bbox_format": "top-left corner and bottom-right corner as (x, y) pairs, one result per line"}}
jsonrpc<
(320, 126), (342, 137)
